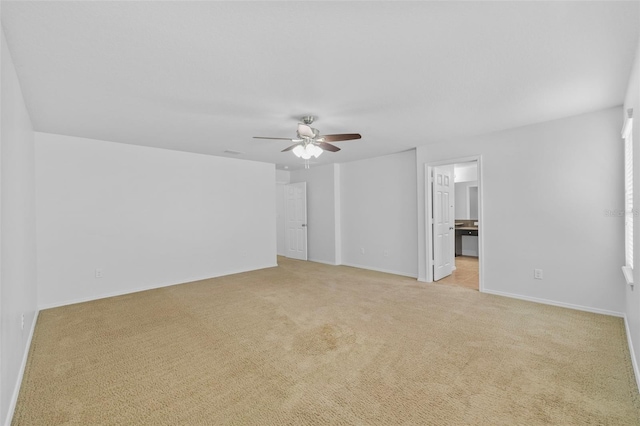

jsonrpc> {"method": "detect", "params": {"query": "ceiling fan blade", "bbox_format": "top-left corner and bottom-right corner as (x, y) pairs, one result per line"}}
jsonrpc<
(297, 124), (315, 138)
(281, 143), (301, 152)
(321, 133), (362, 142)
(253, 136), (294, 141)
(318, 142), (341, 152)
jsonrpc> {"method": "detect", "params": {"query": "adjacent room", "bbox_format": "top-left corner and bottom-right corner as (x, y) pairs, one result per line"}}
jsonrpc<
(2, 1), (640, 424)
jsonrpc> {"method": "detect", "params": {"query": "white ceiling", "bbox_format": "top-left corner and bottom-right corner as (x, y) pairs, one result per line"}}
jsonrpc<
(2, 1), (639, 170)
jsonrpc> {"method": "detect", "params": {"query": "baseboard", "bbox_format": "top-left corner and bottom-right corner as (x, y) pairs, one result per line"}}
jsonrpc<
(5, 309), (39, 426)
(276, 257), (338, 266)
(624, 314), (640, 393)
(341, 262), (418, 279)
(308, 258), (339, 266)
(482, 289), (624, 318)
(38, 263), (278, 310)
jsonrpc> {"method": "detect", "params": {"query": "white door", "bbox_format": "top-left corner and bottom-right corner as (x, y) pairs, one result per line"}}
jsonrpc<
(285, 182), (307, 260)
(433, 165), (455, 281)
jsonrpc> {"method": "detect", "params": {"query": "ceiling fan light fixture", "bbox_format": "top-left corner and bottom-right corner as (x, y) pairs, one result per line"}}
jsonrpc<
(309, 144), (323, 158)
(292, 145), (305, 158)
(292, 143), (323, 159)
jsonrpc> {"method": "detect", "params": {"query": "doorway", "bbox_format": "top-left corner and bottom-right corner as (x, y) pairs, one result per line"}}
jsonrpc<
(425, 157), (483, 291)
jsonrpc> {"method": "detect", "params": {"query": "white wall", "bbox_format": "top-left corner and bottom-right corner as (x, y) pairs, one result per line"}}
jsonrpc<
(341, 150), (418, 277)
(35, 133), (277, 308)
(0, 29), (38, 426)
(417, 107), (626, 315)
(455, 181), (478, 220)
(290, 164), (341, 265)
(626, 37), (640, 386)
(454, 162), (478, 219)
(454, 162), (478, 183)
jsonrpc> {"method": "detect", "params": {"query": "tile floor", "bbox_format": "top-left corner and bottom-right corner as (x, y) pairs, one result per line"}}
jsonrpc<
(436, 256), (479, 290)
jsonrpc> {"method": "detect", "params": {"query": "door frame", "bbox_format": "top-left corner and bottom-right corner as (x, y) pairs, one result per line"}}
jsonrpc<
(425, 155), (485, 291)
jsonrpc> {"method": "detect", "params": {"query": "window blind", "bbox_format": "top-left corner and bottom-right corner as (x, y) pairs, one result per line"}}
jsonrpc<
(623, 110), (634, 271)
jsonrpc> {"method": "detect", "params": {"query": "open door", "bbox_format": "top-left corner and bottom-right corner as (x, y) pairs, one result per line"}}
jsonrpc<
(285, 182), (307, 260)
(433, 165), (454, 280)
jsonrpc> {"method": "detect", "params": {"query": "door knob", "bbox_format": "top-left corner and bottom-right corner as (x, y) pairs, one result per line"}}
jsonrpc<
(302, 224), (307, 227)
(449, 227), (454, 230)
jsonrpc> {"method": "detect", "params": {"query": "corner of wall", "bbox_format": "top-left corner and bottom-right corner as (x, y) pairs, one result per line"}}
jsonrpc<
(624, 314), (640, 394)
(0, 24), (38, 426)
(333, 164), (342, 265)
(275, 169), (290, 185)
(416, 146), (428, 282)
(3, 309), (39, 426)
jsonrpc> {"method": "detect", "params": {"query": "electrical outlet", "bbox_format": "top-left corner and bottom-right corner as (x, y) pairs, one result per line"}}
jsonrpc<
(360, 247), (365, 255)
(383, 249), (390, 257)
(534, 269), (543, 280)
(95, 268), (103, 278)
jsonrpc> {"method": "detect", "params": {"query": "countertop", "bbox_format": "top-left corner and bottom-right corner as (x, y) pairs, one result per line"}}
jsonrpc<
(455, 225), (478, 231)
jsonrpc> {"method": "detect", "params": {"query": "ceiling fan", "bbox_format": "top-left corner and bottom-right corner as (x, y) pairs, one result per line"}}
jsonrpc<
(253, 116), (361, 163)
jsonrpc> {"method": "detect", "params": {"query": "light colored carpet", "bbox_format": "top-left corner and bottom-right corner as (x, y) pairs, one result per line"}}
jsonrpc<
(13, 257), (640, 425)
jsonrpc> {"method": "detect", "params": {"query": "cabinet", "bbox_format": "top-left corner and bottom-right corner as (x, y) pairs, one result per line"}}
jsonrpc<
(455, 229), (478, 257)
